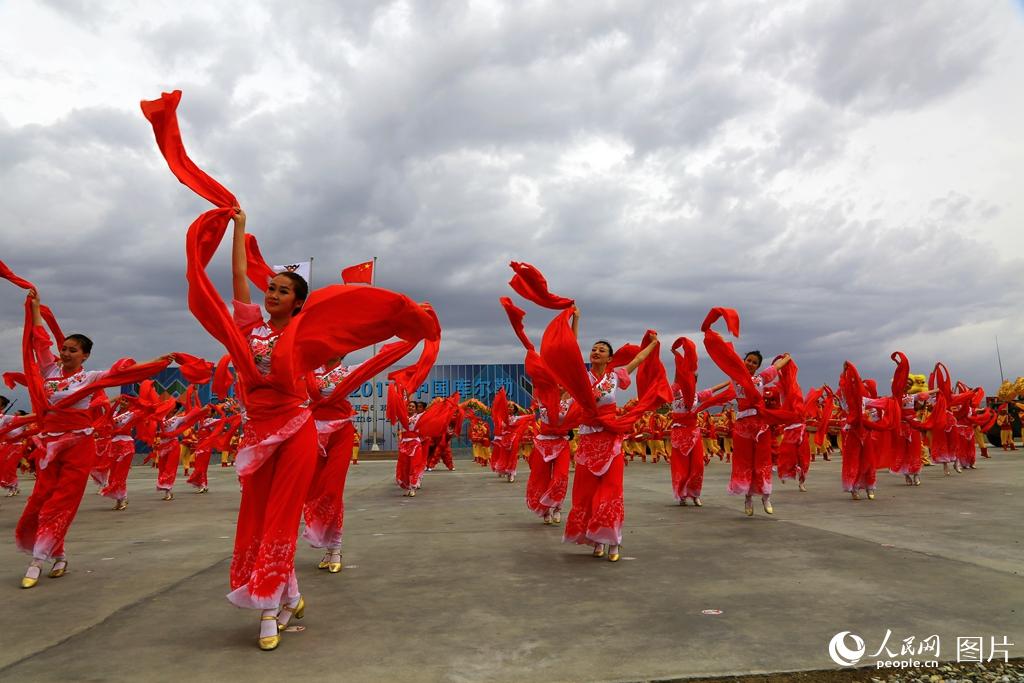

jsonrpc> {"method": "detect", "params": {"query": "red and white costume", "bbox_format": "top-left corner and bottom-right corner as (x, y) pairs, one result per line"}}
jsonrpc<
(226, 300), (319, 609)
(563, 369), (631, 546)
(0, 415), (29, 494)
(775, 422), (810, 484)
(187, 414), (233, 491)
(728, 364), (780, 497)
(99, 408), (139, 501)
(396, 410), (425, 491)
(526, 399), (574, 518)
(154, 404), (207, 494)
(669, 387), (715, 501)
(302, 362), (360, 549)
(14, 326), (166, 561)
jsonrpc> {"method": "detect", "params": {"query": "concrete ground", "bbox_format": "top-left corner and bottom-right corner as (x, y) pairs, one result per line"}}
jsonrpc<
(0, 451), (1021, 683)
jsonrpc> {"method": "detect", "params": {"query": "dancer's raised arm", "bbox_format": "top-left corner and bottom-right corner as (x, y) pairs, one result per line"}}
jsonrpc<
(231, 208), (250, 304)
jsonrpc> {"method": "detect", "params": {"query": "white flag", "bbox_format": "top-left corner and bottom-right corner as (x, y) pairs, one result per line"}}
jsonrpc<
(272, 260), (312, 285)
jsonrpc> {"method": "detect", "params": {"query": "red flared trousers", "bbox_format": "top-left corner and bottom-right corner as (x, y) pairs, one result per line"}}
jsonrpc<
(228, 417), (318, 610)
(15, 433), (96, 560)
(302, 422), (355, 549)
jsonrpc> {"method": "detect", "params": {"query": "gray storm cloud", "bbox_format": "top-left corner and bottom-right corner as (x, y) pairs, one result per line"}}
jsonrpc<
(2, 0), (1022, 410)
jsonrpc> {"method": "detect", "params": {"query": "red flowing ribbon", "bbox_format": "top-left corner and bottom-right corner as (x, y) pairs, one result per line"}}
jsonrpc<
(671, 337), (698, 410)
(143, 89), (440, 422)
(245, 234), (278, 293)
(508, 261), (574, 310)
(174, 352), (215, 385)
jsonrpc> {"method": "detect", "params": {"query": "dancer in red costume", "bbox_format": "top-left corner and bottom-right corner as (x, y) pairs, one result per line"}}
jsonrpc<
(667, 337), (732, 506)
(100, 390), (170, 510)
(512, 275), (667, 562)
(951, 382), (991, 471)
(926, 364), (980, 476)
(142, 89), (437, 649)
(0, 276), (173, 589)
(776, 387), (831, 492)
(884, 355), (936, 486)
(186, 407), (239, 493)
(499, 295), (581, 525)
(302, 340), (416, 570)
(487, 389), (514, 479)
(303, 359), (360, 565)
(395, 400), (426, 495)
(428, 409), (460, 471)
(391, 393), (459, 495)
(154, 398), (210, 501)
(558, 332), (662, 559)
(701, 308), (795, 516)
(0, 397), (29, 496)
(102, 408), (140, 508)
(527, 394), (575, 524)
(502, 407), (534, 483)
(838, 361), (897, 500)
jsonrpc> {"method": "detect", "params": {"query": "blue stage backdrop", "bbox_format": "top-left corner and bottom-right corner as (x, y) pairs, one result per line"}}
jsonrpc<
(122, 363), (530, 451)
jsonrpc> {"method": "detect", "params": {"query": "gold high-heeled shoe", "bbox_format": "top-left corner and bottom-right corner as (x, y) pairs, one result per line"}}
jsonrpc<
(607, 547), (621, 562)
(259, 616), (281, 650)
(744, 499), (754, 516)
(693, 498), (703, 507)
(21, 567), (40, 589)
(851, 491), (861, 500)
(317, 556), (330, 570)
(408, 489), (416, 497)
(48, 559), (68, 578)
(277, 596), (306, 632)
(327, 552), (343, 573)
(762, 499), (774, 515)
(592, 544), (605, 558)
(866, 490), (875, 500)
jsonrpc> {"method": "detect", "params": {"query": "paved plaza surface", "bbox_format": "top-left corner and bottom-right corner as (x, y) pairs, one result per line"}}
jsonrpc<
(0, 453), (1021, 682)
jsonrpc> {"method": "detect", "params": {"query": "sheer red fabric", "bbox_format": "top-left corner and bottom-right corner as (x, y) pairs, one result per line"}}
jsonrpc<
(244, 235), (278, 293)
(508, 261), (574, 309)
(142, 91), (439, 423)
(540, 308), (668, 433)
(174, 352), (215, 384)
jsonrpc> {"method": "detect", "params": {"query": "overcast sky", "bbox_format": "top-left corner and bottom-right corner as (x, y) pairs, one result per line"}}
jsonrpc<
(2, 0), (1022, 409)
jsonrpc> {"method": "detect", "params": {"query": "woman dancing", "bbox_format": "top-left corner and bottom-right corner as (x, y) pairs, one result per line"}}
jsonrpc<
(4, 281), (172, 588)
(142, 89), (437, 649)
(701, 308), (795, 516)
(667, 337), (731, 506)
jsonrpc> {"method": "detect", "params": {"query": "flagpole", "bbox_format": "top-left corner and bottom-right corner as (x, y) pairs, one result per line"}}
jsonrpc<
(996, 336), (1005, 384)
(308, 256), (315, 289)
(370, 256), (381, 451)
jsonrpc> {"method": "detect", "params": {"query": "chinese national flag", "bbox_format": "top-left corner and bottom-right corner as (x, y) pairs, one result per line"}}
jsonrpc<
(341, 260), (374, 285)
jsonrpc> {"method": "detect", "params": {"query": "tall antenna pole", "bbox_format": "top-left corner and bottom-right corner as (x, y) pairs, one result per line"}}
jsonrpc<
(996, 335), (1006, 384)
(370, 256), (381, 451)
(308, 256), (315, 289)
